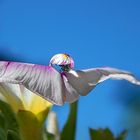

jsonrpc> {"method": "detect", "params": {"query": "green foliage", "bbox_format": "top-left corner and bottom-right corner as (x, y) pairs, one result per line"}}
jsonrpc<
(0, 99), (127, 140)
(45, 132), (57, 140)
(17, 110), (44, 140)
(0, 100), (51, 140)
(89, 128), (126, 140)
(60, 101), (78, 140)
(0, 113), (6, 139)
(0, 100), (21, 140)
(45, 101), (127, 140)
(45, 102), (78, 140)
(115, 131), (127, 140)
(7, 130), (22, 140)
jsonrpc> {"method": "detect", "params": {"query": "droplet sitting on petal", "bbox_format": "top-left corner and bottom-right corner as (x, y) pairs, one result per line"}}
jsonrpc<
(49, 53), (74, 69)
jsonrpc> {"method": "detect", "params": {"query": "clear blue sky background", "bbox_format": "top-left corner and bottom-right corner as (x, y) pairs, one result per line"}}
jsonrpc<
(0, 0), (140, 140)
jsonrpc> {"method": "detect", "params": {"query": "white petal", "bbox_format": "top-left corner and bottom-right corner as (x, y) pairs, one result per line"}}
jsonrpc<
(0, 62), (65, 105)
(64, 67), (140, 96)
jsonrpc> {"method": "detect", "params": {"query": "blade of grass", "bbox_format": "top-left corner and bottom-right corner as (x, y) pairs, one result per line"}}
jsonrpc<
(60, 101), (78, 140)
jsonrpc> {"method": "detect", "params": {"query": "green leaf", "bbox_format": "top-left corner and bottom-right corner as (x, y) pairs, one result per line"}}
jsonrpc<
(0, 113), (7, 140)
(89, 128), (113, 140)
(60, 101), (78, 140)
(0, 100), (19, 131)
(115, 131), (127, 140)
(89, 128), (126, 140)
(0, 112), (6, 130)
(0, 100), (21, 140)
(45, 132), (56, 140)
(7, 130), (21, 140)
(17, 110), (44, 140)
(0, 127), (6, 140)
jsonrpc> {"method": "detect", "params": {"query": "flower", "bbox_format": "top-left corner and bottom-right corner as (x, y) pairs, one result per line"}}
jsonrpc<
(0, 83), (52, 140)
(0, 83), (52, 114)
(0, 53), (139, 106)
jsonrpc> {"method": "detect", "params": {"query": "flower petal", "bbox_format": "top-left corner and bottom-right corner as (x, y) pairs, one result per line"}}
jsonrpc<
(0, 62), (65, 105)
(0, 83), (24, 112)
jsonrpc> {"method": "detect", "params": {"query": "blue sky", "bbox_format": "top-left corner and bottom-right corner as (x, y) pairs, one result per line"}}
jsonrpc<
(1, 0), (140, 139)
